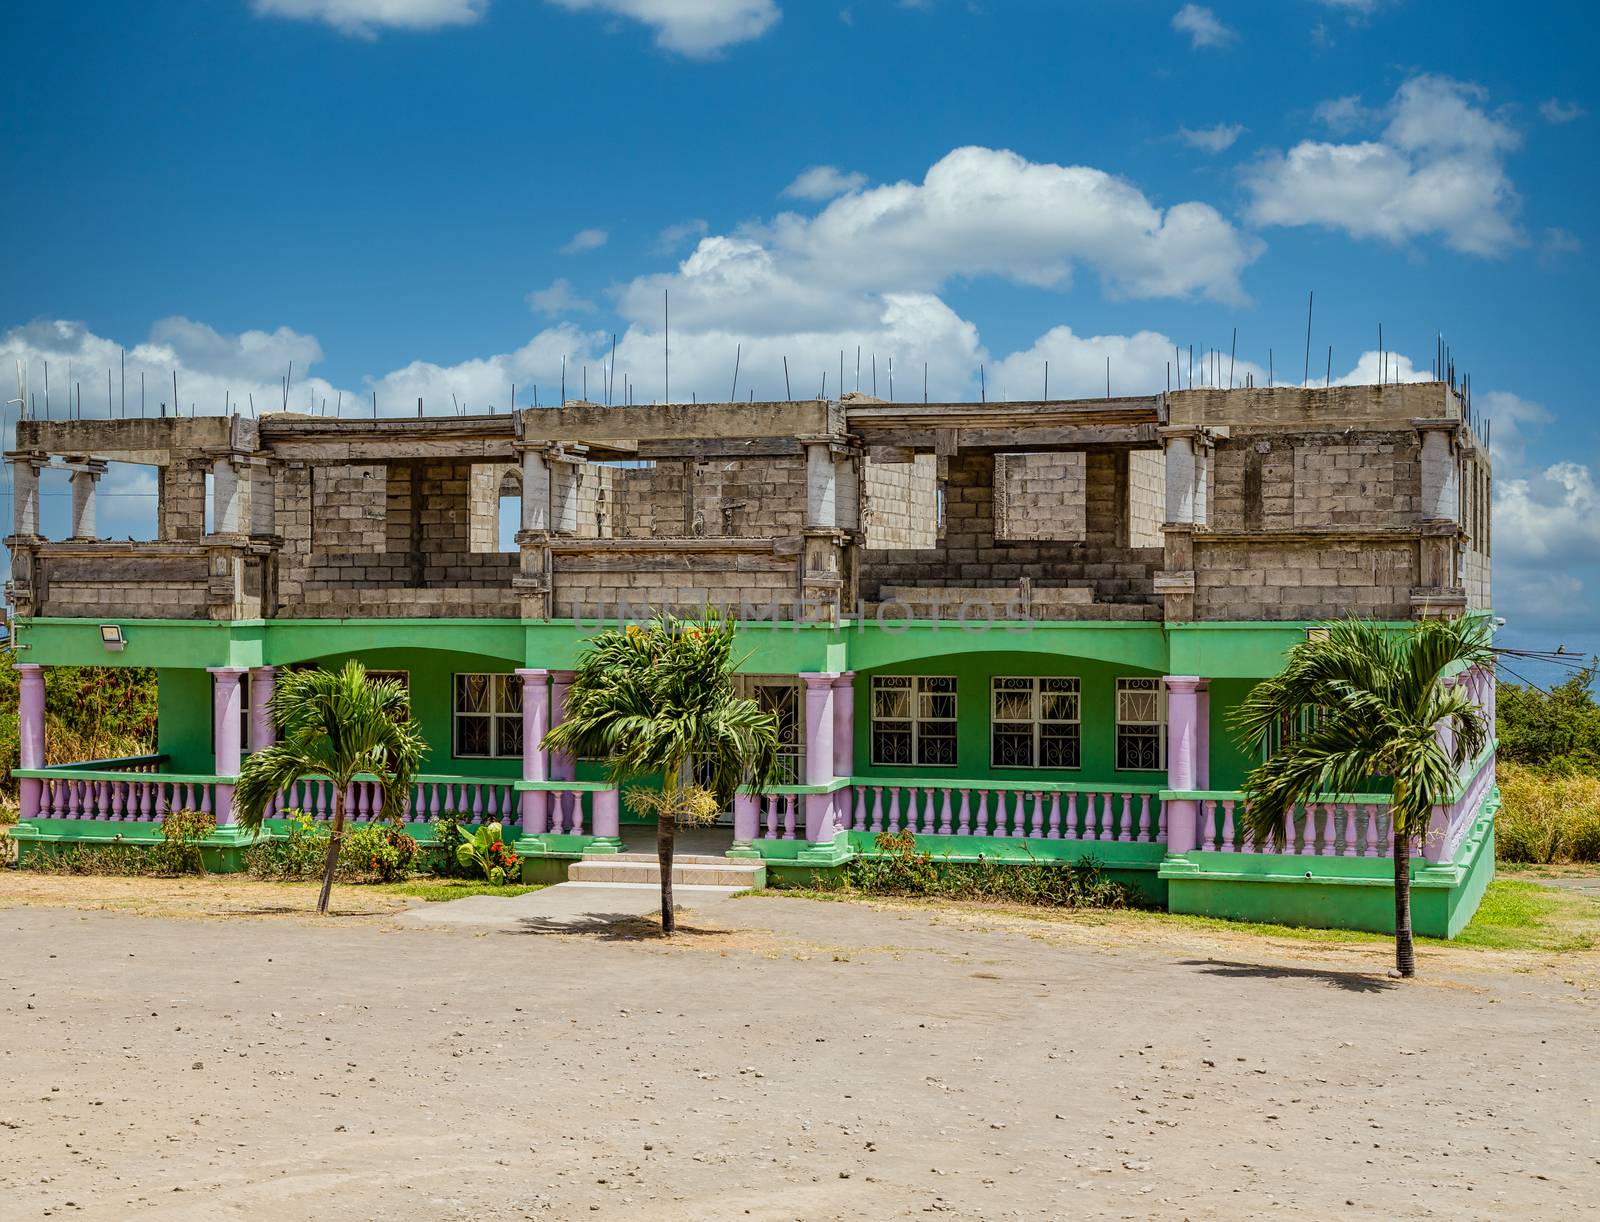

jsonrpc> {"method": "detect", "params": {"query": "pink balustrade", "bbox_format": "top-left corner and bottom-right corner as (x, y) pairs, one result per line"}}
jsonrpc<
(813, 783), (1167, 844)
(270, 777), (546, 831)
(40, 775), (217, 822)
(1193, 796), (1395, 857)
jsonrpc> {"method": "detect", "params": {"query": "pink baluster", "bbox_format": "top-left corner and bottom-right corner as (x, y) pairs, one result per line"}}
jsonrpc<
(1342, 804), (1357, 856)
(199, 785), (212, 815)
(1064, 791), (1079, 840)
(1135, 793), (1150, 842)
(110, 782), (125, 819)
(869, 786), (884, 833)
(1195, 799), (1211, 850)
(1118, 792), (1133, 842)
(1220, 800), (1236, 852)
(938, 788), (954, 835)
(65, 780), (81, 819)
(428, 783), (441, 818)
(1047, 792), (1061, 839)
(1320, 804), (1336, 856)
(887, 787), (902, 835)
(762, 795), (776, 840)
(853, 787), (867, 832)
(570, 792), (584, 836)
(1008, 791), (1024, 837)
(1301, 805), (1318, 855)
(1282, 809), (1296, 854)
(958, 789), (972, 836)
(1030, 792), (1045, 838)
(138, 782), (152, 820)
(471, 785), (484, 821)
(974, 790), (989, 836)
(783, 794), (797, 840)
(1362, 804), (1378, 856)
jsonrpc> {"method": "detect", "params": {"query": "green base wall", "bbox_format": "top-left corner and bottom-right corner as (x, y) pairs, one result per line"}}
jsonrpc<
(1161, 799), (1498, 939)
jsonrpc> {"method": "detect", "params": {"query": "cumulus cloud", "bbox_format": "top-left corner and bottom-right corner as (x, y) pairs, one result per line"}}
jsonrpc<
(1539, 98), (1586, 125)
(654, 218), (709, 253)
(1172, 4), (1235, 49)
(1247, 74), (1522, 256)
(526, 278), (596, 316)
(559, 227), (609, 254)
(1178, 123), (1245, 153)
(782, 165), (867, 200)
(250, 0), (486, 37)
(546, 0), (780, 57)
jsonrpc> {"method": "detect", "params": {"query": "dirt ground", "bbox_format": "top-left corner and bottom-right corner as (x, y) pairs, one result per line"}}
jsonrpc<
(0, 876), (1595, 1220)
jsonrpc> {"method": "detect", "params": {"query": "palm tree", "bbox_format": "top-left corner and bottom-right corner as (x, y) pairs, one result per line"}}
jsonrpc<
(234, 661), (426, 915)
(543, 609), (782, 935)
(1233, 615), (1493, 977)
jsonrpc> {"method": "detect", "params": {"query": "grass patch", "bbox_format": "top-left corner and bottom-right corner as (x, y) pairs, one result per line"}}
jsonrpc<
(761, 878), (1600, 955)
(1452, 880), (1600, 952)
(373, 879), (544, 902)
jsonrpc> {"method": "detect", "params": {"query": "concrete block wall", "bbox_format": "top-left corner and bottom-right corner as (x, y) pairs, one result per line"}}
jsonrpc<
(863, 454), (939, 548)
(615, 457), (808, 539)
(994, 452), (1085, 542)
(1209, 430), (1420, 531)
(312, 464), (388, 552)
(1192, 537), (1418, 620)
(859, 452), (1161, 614)
(552, 564), (796, 620)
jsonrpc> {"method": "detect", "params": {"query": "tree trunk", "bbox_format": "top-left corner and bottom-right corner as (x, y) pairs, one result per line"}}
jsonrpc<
(317, 784), (347, 916)
(1392, 822), (1415, 978)
(658, 811), (676, 936)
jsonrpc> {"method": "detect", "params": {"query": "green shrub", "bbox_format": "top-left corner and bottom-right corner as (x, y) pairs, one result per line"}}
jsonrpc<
(421, 811), (477, 878)
(21, 808), (215, 877)
(815, 831), (1133, 909)
(454, 821), (522, 885)
(1496, 763), (1600, 864)
(244, 810), (419, 882)
(343, 821), (420, 883)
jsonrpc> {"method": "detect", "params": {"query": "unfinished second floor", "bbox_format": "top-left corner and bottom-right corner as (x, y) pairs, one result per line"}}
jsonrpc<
(4, 381), (1492, 626)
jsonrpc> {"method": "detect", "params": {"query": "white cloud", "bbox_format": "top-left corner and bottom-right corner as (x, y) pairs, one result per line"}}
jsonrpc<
(1178, 123), (1244, 153)
(546, 0), (780, 57)
(1497, 464), (1600, 569)
(250, 0), (486, 37)
(1314, 0), (1381, 13)
(1478, 389), (1551, 470)
(1172, 4), (1235, 49)
(782, 165), (867, 200)
(1313, 94), (1378, 132)
(559, 227), (609, 254)
(654, 218), (709, 253)
(1539, 98), (1586, 125)
(1247, 74), (1523, 256)
(1539, 226), (1583, 268)
(526, 278), (596, 316)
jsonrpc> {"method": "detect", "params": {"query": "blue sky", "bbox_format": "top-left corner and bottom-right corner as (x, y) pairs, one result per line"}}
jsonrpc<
(2, 0), (1596, 675)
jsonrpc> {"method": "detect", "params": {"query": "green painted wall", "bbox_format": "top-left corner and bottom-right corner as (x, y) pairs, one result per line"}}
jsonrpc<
(157, 668), (214, 774)
(850, 648), (1168, 787)
(1205, 677), (1260, 791)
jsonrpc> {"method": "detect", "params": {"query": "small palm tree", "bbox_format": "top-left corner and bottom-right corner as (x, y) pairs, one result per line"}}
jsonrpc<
(234, 661), (427, 915)
(1233, 615), (1493, 977)
(544, 609), (782, 935)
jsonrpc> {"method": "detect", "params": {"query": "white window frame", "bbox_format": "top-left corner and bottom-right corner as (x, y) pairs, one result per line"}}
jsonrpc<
(990, 676), (1081, 770)
(870, 675), (958, 768)
(1115, 677), (1167, 772)
(452, 672), (522, 759)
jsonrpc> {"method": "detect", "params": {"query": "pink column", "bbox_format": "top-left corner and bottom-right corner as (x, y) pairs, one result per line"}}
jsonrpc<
(248, 666), (276, 752)
(802, 672), (837, 842)
(1195, 679), (1211, 790)
(17, 664), (45, 821)
(516, 668), (549, 835)
(733, 793), (759, 846)
(548, 670), (577, 782)
(1164, 676), (1202, 854)
(208, 667), (247, 827)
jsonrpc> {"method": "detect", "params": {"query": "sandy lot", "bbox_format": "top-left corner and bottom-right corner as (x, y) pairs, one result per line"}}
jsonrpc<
(0, 876), (1595, 1221)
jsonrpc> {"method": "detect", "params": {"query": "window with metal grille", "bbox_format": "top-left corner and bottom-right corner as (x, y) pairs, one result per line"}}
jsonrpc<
(1115, 677), (1165, 771)
(871, 675), (957, 767)
(991, 677), (1080, 769)
(453, 673), (523, 759)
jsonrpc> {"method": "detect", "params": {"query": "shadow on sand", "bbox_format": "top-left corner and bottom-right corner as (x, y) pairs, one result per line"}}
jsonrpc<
(1180, 958), (1397, 994)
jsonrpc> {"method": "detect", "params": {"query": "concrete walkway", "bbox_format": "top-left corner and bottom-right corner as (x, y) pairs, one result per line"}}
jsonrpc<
(398, 880), (742, 932)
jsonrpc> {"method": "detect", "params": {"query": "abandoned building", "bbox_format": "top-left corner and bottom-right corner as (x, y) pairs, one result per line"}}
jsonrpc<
(4, 382), (1498, 935)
